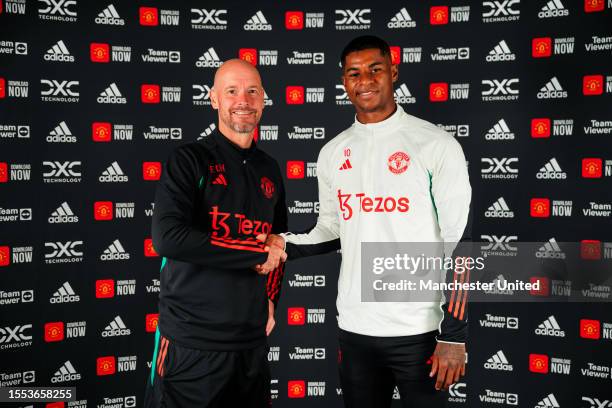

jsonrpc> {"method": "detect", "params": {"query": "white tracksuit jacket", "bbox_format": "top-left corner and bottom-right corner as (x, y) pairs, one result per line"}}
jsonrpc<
(283, 105), (472, 342)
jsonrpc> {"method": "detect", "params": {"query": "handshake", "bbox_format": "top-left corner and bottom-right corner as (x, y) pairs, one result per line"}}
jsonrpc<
(254, 234), (287, 275)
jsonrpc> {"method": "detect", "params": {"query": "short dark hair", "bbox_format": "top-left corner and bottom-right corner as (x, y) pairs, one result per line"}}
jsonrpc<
(341, 35), (391, 67)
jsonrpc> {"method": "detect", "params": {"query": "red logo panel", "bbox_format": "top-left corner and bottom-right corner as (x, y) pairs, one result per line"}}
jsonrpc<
(583, 75), (604, 95)
(92, 122), (112, 142)
(0, 246), (9, 266)
(143, 162), (162, 180)
(529, 354), (549, 373)
(530, 277), (550, 296)
(530, 198), (550, 218)
(139, 7), (158, 26)
(97, 356), (116, 375)
(288, 380), (306, 398)
(286, 86), (305, 104)
(531, 118), (551, 138)
(288, 307), (306, 325)
(532, 38), (552, 58)
(585, 0), (605, 12)
(0, 162), (8, 182)
(94, 201), (114, 221)
(0, 78), (5, 98)
(580, 319), (601, 339)
(581, 240), (602, 260)
(285, 11), (304, 30)
(141, 84), (161, 103)
(430, 6), (449, 25)
(239, 48), (258, 66)
(146, 313), (159, 332)
(286, 161), (305, 179)
(582, 158), (603, 178)
(90, 43), (110, 63)
(144, 238), (158, 257)
(429, 83), (448, 102)
(390, 46), (401, 65)
(44, 322), (64, 342)
(96, 279), (115, 298)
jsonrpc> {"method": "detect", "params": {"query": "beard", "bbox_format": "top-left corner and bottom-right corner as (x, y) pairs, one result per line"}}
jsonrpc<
(221, 109), (259, 134)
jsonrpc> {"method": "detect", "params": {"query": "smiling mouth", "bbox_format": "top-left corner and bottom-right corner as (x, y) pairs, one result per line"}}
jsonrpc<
(357, 90), (378, 97)
(232, 110), (256, 116)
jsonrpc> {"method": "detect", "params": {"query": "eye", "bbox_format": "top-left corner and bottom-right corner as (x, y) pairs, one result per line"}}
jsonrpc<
(349, 73), (359, 78)
(248, 88), (260, 95)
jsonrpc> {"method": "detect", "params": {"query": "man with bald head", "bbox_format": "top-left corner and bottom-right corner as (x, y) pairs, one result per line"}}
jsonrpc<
(145, 59), (288, 408)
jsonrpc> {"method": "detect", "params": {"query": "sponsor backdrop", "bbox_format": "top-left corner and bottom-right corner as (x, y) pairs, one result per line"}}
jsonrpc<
(1, 0), (611, 407)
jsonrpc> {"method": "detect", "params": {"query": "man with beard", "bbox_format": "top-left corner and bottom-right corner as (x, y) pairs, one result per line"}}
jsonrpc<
(263, 36), (472, 407)
(145, 59), (288, 408)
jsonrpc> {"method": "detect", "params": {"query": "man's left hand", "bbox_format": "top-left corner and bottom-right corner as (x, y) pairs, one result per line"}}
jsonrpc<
(429, 342), (466, 390)
(266, 299), (275, 336)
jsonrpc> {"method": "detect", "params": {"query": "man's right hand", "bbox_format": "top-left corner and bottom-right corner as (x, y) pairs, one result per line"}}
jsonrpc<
(265, 234), (285, 250)
(254, 234), (287, 275)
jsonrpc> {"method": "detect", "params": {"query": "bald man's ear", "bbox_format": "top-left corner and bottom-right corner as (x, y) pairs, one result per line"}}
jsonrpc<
(210, 87), (219, 110)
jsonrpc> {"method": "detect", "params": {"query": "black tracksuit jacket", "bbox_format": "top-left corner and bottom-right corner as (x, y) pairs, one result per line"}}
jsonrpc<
(151, 130), (287, 350)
